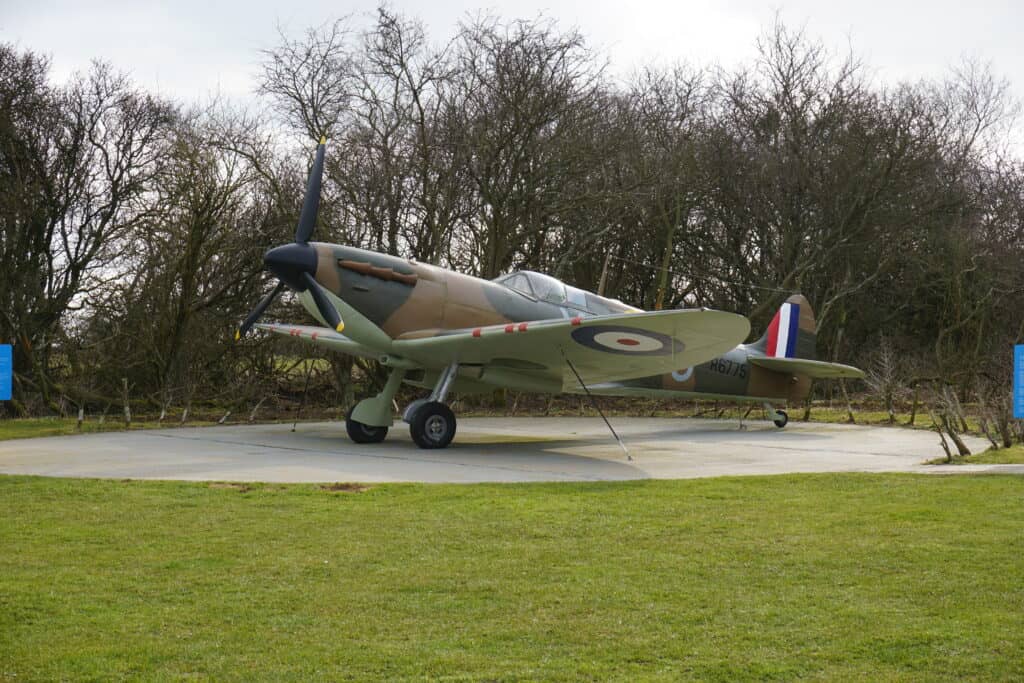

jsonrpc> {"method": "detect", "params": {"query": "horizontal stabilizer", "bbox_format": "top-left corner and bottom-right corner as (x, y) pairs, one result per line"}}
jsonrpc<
(748, 356), (864, 379)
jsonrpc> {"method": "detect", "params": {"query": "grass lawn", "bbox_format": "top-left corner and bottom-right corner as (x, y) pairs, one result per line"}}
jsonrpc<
(0, 417), (218, 441)
(2, 474), (1022, 681)
(943, 444), (1024, 465)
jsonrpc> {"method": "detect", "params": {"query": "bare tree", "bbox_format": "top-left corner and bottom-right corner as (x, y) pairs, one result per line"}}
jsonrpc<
(864, 336), (905, 423)
(258, 19), (356, 141)
(450, 15), (606, 277)
(0, 46), (174, 412)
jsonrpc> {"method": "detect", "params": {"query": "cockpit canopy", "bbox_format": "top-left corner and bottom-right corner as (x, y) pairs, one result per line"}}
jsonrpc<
(494, 271), (565, 303)
(492, 270), (636, 316)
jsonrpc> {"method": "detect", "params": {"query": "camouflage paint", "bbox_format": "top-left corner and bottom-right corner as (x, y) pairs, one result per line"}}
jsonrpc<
(311, 243), (630, 341)
(303, 247), (846, 405)
(252, 140), (862, 430)
(590, 295), (819, 404)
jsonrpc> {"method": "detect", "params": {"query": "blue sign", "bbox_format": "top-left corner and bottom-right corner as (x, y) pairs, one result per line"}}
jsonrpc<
(0, 345), (11, 401)
(1015, 345), (1024, 419)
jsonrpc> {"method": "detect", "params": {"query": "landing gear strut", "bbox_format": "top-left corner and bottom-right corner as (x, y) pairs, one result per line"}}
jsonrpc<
(764, 402), (788, 429)
(406, 363), (458, 449)
(344, 368), (405, 444)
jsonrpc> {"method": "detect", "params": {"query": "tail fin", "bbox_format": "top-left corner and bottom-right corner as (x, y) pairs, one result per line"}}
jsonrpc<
(752, 294), (816, 360)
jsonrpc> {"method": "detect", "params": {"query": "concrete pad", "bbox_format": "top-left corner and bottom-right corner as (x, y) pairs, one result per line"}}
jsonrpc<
(0, 417), (996, 483)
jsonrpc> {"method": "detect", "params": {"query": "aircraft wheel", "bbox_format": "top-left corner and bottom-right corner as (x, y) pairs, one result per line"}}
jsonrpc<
(402, 398), (429, 424)
(346, 405), (388, 444)
(773, 410), (789, 429)
(410, 401), (456, 449)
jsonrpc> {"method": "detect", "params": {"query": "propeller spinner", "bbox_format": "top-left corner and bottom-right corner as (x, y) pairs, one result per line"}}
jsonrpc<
(235, 137), (344, 340)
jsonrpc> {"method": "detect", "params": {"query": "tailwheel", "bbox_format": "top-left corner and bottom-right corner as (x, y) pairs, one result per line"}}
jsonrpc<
(345, 405), (388, 444)
(773, 410), (789, 429)
(410, 401), (456, 449)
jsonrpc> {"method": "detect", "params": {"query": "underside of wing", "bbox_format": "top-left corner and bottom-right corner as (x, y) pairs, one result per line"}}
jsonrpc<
(393, 309), (750, 389)
(748, 356), (865, 379)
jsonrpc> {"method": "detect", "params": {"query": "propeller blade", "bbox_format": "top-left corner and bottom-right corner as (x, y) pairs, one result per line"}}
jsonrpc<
(294, 136), (327, 244)
(302, 271), (344, 333)
(236, 280), (287, 340)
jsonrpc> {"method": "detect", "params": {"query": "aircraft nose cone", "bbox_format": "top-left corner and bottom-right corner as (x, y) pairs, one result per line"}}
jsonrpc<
(264, 243), (317, 290)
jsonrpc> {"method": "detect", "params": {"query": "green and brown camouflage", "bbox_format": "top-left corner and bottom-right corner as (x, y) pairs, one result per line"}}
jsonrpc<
(308, 242), (638, 339)
(289, 249), (862, 404)
(241, 140), (861, 445)
(587, 294), (838, 404)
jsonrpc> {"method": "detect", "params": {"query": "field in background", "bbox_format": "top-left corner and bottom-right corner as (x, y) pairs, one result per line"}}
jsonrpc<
(2, 473), (1022, 681)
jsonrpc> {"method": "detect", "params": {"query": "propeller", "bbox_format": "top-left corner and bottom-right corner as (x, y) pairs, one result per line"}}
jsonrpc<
(295, 137), (326, 244)
(303, 272), (342, 330)
(236, 281), (287, 341)
(235, 136), (345, 340)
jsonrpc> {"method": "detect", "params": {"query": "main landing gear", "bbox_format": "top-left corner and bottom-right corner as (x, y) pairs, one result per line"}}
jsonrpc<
(764, 402), (789, 429)
(404, 363), (458, 449)
(343, 363), (460, 449)
(408, 402), (456, 449)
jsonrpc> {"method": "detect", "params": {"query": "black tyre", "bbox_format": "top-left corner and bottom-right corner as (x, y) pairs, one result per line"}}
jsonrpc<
(773, 410), (789, 429)
(346, 405), (388, 444)
(410, 401), (456, 449)
(402, 398), (429, 424)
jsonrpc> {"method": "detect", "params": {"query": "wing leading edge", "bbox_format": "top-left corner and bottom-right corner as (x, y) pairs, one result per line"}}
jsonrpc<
(254, 323), (383, 362)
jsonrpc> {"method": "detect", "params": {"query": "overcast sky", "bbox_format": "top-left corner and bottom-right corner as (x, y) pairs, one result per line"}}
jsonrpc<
(3, 0), (1022, 107)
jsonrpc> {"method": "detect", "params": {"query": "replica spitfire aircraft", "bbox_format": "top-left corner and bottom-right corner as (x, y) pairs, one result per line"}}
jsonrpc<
(237, 140), (863, 449)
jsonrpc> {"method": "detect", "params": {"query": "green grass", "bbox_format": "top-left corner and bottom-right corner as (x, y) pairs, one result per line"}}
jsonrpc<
(795, 407), (937, 428)
(2, 474), (1022, 681)
(936, 444), (1024, 465)
(0, 417), (217, 441)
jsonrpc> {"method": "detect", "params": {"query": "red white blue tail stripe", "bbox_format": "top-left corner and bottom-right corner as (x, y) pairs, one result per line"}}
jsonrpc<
(766, 302), (799, 358)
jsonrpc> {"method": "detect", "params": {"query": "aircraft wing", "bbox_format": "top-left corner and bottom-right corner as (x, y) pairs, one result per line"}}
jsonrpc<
(254, 323), (383, 361)
(748, 356), (865, 379)
(392, 309), (750, 389)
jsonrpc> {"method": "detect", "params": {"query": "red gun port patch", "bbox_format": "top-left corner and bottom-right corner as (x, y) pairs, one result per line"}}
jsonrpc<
(571, 325), (683, 356)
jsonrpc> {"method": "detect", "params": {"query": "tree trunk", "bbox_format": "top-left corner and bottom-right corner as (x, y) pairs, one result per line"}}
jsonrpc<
(941, 413), (972, 457)
(907, 384), (920, 426)
(928, 407), (953, 462)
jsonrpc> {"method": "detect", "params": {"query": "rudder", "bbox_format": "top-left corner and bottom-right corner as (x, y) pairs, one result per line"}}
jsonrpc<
(752, 294), (816, 360)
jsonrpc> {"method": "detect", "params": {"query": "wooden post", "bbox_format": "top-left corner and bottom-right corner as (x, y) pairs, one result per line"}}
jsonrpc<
(121, 378), (131, 430)
(839, 379), (855, 424)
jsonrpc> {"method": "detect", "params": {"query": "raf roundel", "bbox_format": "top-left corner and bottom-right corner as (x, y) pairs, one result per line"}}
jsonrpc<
(570, 325), (683, 356)
(671, 367), (694, 383)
